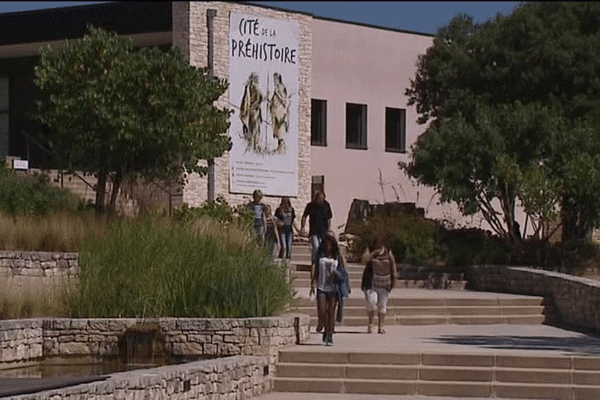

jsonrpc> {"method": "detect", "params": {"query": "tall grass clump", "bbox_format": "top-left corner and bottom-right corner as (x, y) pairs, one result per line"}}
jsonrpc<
(70, 215), (295, 318)
(0, 211), (109, 252)
(0, 277), (71, 319)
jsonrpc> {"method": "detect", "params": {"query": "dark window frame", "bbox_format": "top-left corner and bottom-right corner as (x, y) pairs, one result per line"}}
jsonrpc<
(346, 102), (367, 150)
(385, 107), (406, 153)
(311, 99), (327, 146)
(311, 175), (324, 201)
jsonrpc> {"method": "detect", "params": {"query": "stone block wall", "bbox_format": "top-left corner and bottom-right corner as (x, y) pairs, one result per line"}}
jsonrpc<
(173, 1), (313, 215)
(469, 265), (600, 332)
(0, 320), (43, 365)
(8, 355), (271, 400)
(0, 251), (78, 278)
(1, 314), (310, 369)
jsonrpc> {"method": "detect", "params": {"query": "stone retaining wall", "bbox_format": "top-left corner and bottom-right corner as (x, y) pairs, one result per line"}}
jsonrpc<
(469, 265), (600, 332)
(0, 251), (78, 278)
(1, 315), (309, 369)
(8, 355), (271, 400)
(0, 320), (43, 366)
(1, 315), (309, 398)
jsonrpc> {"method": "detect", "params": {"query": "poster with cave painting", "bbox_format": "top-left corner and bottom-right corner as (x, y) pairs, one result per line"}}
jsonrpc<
(229, 12), (299, 197)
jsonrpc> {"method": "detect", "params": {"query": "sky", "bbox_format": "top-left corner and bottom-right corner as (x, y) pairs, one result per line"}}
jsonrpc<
(0, 1), (521, 35)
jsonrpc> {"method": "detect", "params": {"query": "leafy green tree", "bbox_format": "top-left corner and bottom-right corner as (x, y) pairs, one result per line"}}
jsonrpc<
(404, 3), (600, 244)
(34, 27), (232, 212)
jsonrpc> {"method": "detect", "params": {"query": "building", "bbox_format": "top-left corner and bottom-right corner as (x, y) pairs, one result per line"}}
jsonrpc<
(0, 1), (479, 234)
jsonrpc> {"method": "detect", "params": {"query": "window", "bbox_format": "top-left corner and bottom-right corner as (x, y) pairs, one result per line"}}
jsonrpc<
(311, 175), (324, 201)
(0, 77), (8, 158)
(311, 99), (327, 146)
(385, 107), (406, 153)
(346, 103), (367, 149)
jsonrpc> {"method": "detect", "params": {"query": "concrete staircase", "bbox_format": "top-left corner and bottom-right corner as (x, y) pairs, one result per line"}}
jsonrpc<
(291, 296), (546, 327)
(287, 244), (546, 327)
(271, 242), (600, 399)
(274, 349), (600, 399)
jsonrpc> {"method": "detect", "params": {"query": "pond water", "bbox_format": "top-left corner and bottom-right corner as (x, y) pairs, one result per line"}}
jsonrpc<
(0, 355), (216, 379)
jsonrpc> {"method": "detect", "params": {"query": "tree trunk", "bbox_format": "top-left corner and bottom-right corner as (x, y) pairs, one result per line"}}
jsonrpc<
(95, 172), (107, 215)
(109, 168), (123, 213)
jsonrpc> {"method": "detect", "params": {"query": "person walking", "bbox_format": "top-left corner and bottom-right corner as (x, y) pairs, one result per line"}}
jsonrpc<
(264, 203), (280, 256)
(248, 190), (267, 245)
(361, 234), (397, 334)
(309, 233), (349, 346)
(301, 190), (333, 332)
(300, 190), (333, 261)
(275, 196), (298, 259)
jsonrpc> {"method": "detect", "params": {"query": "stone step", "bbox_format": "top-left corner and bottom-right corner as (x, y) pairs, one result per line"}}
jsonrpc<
(291, 305), (546, 317)
(303, 314), (546, 326)
(291, 277), (468, 289)
(274, 351), (600, 397)
(276, 363), (600, 385)
(293, 296), (544, 308)
(273, 377), (600, 398)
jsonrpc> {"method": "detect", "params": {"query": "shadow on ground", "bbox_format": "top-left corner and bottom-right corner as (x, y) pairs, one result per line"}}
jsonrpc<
(432, 335), (600, 355)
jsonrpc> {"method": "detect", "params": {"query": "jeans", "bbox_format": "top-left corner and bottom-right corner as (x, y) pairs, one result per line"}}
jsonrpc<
(310, 234), (323, 264)
(279, 227), (293, 259)
(253, 223), (265, 245)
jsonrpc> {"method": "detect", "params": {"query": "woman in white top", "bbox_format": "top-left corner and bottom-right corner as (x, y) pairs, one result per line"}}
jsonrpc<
(310, 233), (344, 346)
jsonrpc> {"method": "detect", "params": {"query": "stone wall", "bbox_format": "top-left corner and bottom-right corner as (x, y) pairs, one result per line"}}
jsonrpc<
(0, 320), (43, 366)
(469, 265), (600, 333)
(8, 355), (271, 400)
(0, 251), (77, 278)
(173, 1), (312, 215)
(1, 314), (310, 369)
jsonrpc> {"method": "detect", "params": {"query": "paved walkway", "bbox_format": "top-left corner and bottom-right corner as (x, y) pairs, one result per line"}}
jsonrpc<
(285, 323), (600, 357)
(254, 393), (535, 400)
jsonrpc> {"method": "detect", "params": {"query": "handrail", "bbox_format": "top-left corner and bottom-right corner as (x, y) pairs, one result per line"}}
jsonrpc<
(20, 130), (95, 191)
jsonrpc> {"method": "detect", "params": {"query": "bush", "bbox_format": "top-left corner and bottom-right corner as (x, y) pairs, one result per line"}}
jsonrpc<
(173, 195), (253, 228)
(349, 214), (438, 265)
(435, 227), (511, 267)
(69, 215), (295, 318)
(0, 163), (80, 216)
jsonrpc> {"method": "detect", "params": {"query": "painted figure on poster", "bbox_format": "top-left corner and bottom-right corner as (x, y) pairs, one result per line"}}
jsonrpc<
(270, 72), (290, 153)
(240, 73), (263, 154)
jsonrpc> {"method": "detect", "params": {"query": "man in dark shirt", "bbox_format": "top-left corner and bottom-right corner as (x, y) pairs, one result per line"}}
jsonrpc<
(300, 190), (333, 334)
(300, 190), (333, 262)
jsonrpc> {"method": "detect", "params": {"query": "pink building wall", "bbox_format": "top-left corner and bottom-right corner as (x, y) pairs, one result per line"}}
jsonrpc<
(310, 18), (481, 234)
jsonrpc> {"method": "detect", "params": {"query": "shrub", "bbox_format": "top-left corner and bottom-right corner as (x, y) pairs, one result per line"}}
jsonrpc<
(173, 195), (253, 228)
(349, 214), (438, 265)
(0, 164), (80, 216)
(69, 215), (295, 318)
(435, 227), (511, 267)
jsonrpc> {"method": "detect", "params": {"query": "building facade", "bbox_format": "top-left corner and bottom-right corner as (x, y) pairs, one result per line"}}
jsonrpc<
(0, 1), (484, 234)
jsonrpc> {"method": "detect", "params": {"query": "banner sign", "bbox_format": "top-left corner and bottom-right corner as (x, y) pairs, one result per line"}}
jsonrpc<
(229, 12), (299, 196)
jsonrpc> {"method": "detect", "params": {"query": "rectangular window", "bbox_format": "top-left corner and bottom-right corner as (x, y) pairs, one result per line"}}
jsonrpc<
(385, 107), (406, 153)
(311, 99), (327, 146)
(346, 103), (367, 149)
(0, 77), (8, 158)
(311, 175), (324, 201)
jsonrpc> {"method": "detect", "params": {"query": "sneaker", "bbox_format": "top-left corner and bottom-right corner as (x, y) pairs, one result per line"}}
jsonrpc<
(322, 332), (327, 342)
(325, 334), (333, 346)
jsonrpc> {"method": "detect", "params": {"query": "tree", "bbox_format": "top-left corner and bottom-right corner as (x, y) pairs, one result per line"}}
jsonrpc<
(34, 27), (232, 212)
(404, 2), (600, 244)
